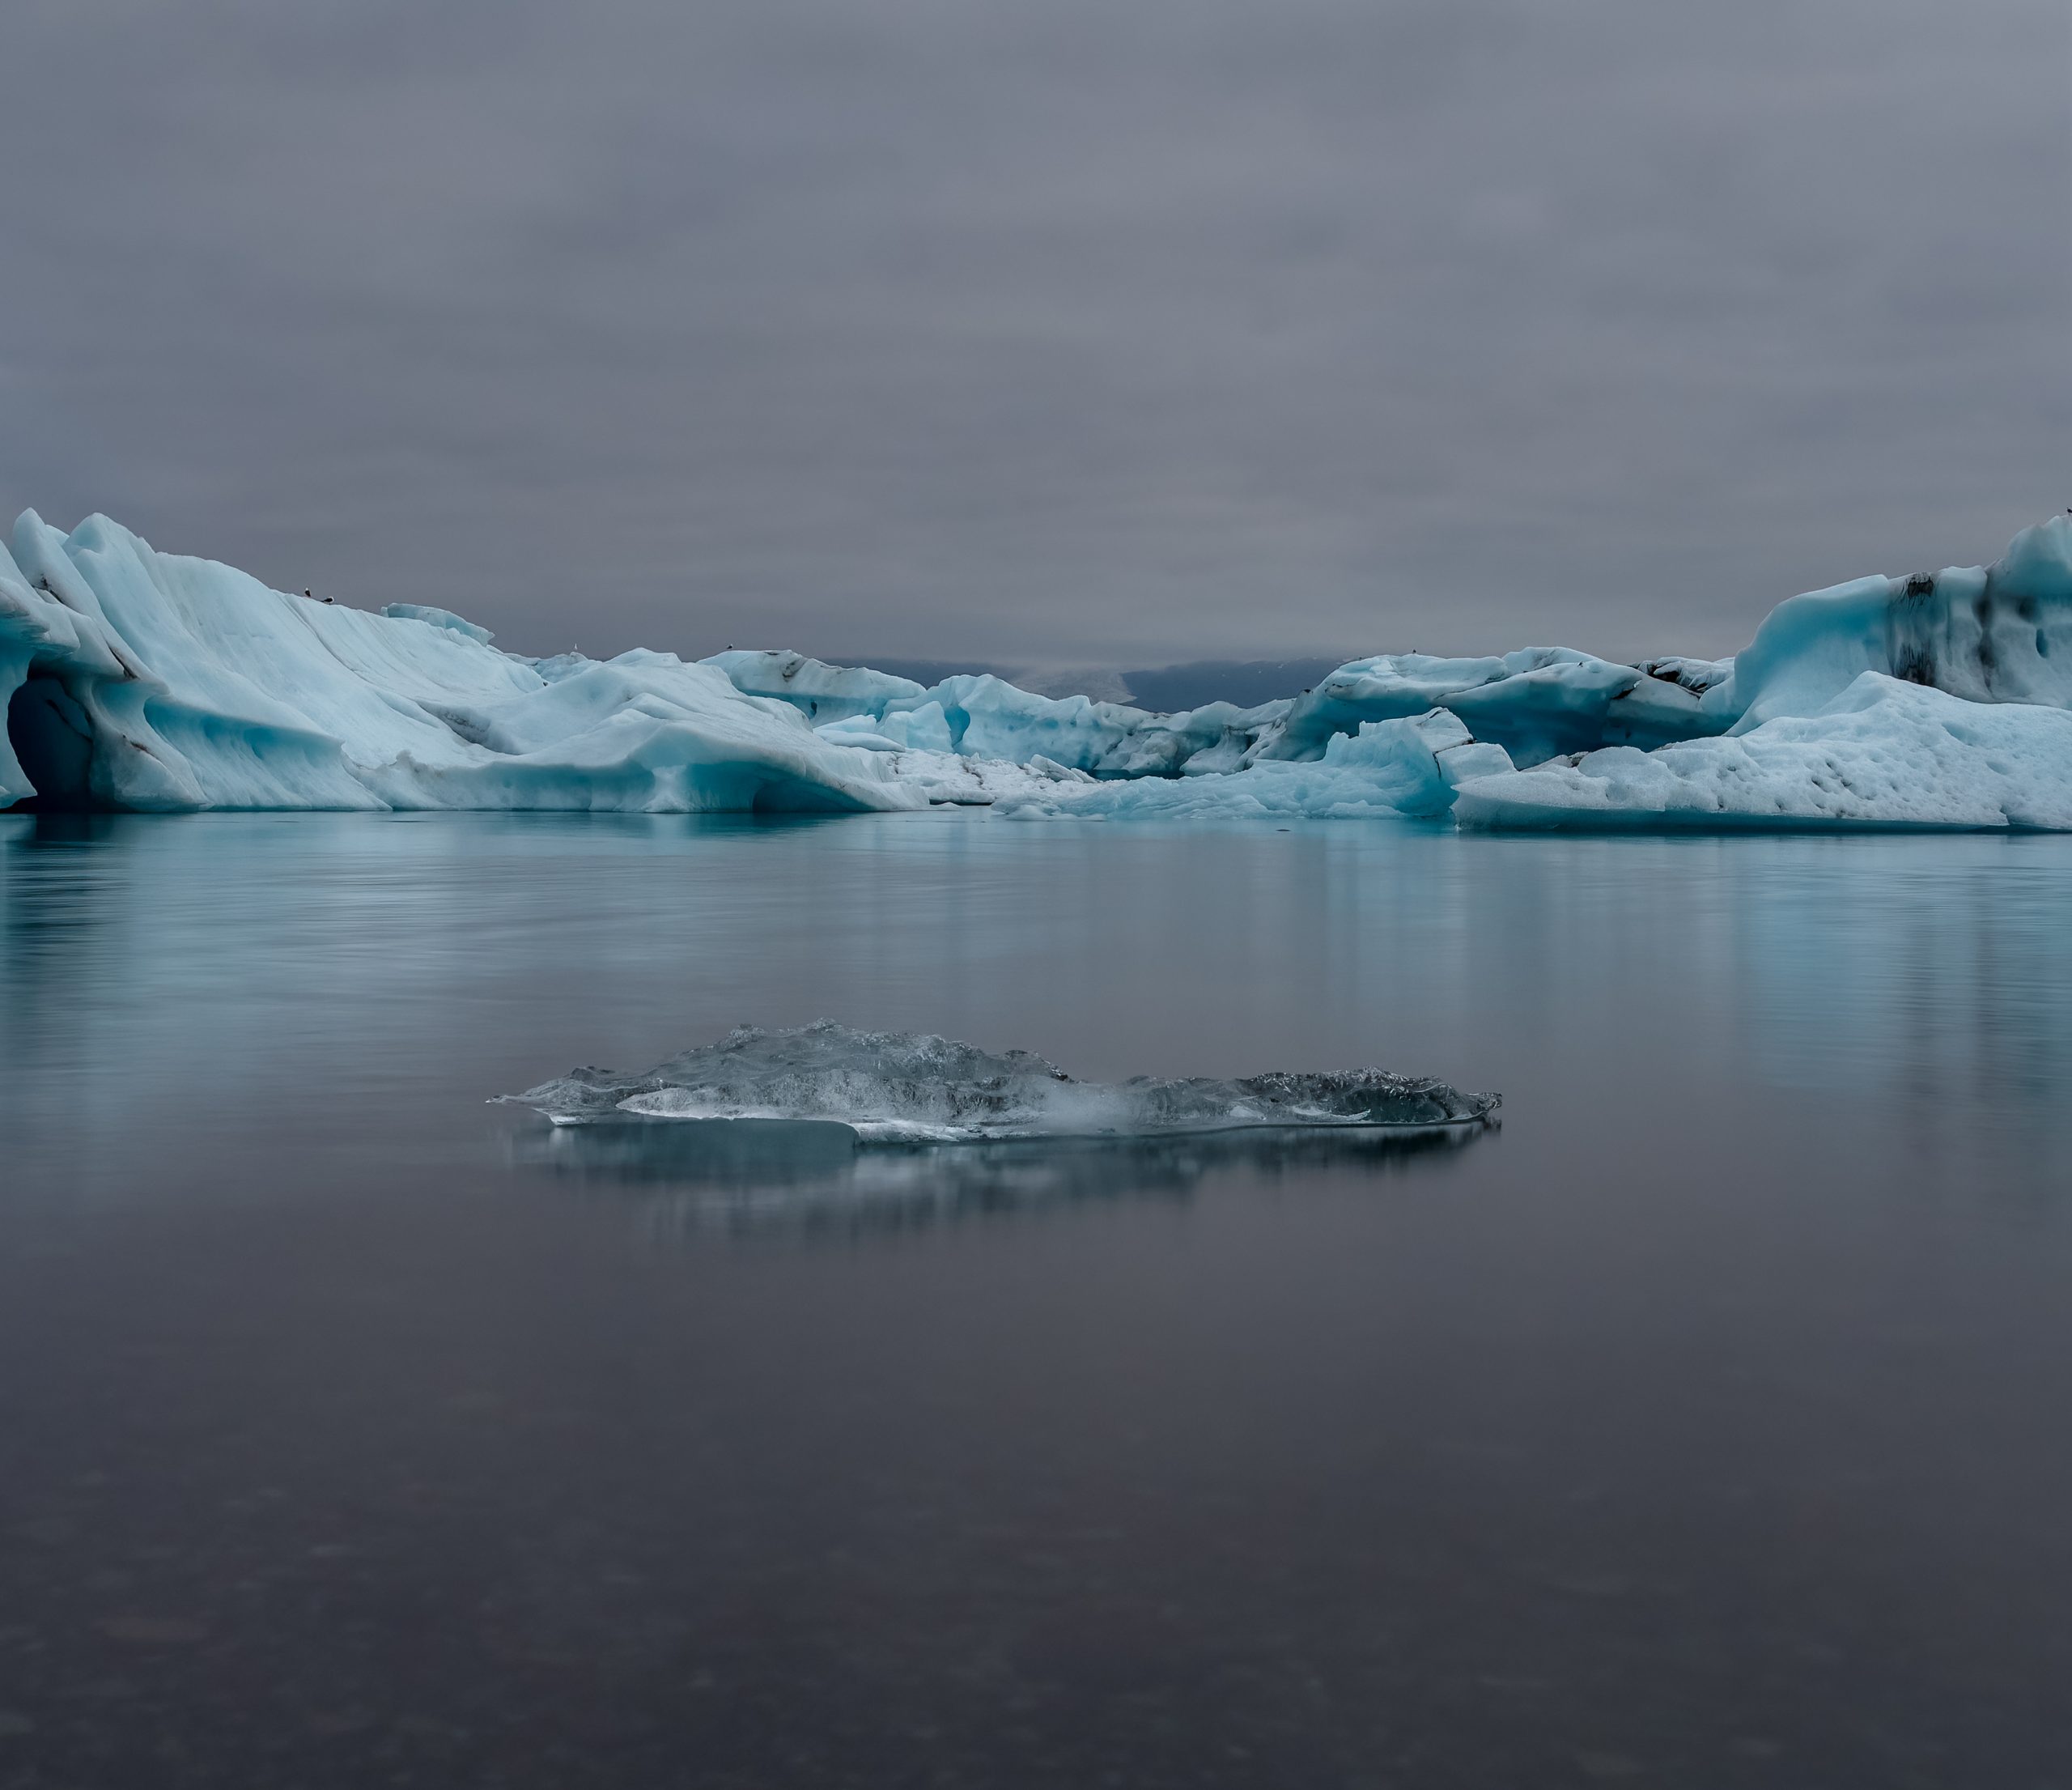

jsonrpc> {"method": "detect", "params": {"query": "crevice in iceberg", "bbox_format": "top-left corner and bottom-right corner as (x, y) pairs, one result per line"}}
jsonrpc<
(417, 701), (506, 750)
(498, 1021), (1500, 1143)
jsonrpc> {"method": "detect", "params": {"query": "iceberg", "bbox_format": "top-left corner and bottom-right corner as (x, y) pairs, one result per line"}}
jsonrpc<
(709, 653), (1291, 782)
(6, 500), (2070, 830)
(1251, 647), (1723, 768)
(501, 1021), (1501, 1143)
(0, 514), (924, 814)
(1451, 517), (2072, 831)
(1454, 673), (2072, 831)
(996, 709), (1513, 821)
(1705, 515), (2072, 730)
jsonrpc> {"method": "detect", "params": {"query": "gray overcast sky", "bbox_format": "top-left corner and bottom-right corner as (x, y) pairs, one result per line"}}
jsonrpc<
(4, 0), (2067, 666)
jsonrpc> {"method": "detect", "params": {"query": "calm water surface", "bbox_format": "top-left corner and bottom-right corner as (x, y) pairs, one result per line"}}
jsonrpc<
(2, 811), (2069, 1788)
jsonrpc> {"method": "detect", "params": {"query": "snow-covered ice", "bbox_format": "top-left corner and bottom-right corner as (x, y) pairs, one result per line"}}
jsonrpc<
(502, 1021), (1501, 1143)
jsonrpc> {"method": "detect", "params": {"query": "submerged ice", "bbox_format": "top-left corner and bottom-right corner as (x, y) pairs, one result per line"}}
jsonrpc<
(5, 502), (2071, 831)
(503, 1022), (1501, 1144)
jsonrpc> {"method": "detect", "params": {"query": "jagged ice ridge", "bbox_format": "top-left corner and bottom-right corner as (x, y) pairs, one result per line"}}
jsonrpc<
(501, 1022), (1501, 1144)
(5, 505), (2070, 830)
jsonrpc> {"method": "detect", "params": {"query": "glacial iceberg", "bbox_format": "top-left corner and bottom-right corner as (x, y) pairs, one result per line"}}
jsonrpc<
(502, 1021), (1501, 1143)
(1454, 673), (2072, 831)
(6, 501), (2070, 831)
(1454, 515), (2072, 831)
(996, 709), (1514, 821)
(1707, 518), (2072, 730)
(706, 650), (1287, 782)
(1250, 647), (1723, 767)
(0, 513), (923, 814)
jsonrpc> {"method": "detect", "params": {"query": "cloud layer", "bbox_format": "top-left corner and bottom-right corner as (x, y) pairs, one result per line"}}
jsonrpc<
(5, 0), (2066, 665)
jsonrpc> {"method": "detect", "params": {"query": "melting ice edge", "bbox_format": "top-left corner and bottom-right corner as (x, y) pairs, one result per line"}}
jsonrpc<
(499, 1022), (1500, 1146)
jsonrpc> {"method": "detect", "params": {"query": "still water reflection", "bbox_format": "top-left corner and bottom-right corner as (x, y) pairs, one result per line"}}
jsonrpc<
(2, 811), (2069, 1787)
(513, 1118), (1489, 1244)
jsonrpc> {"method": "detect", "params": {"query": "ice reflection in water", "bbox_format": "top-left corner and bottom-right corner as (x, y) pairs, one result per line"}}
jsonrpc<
(507, 1114), (1490, 1241)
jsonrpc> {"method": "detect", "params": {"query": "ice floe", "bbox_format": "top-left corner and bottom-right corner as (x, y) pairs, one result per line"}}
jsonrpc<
(501, 1021), (1500, 1143)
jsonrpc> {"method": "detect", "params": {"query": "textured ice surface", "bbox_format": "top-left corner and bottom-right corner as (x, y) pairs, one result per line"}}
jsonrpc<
(1638, 656), (1734, 698)
(503, 1022), (1500, 1143)
(1250, 648), (1722, 768)
(8, 504), (2072, 827)
(1454, 674), (2072, 831)
(0, 515), (922, 813)
(380, 603), (495, 646)
(703, 649), (929, 725)
(707, 655), (1289, 780)
(1705, 515), (2072, 730)
(997, 710), (1510, 821)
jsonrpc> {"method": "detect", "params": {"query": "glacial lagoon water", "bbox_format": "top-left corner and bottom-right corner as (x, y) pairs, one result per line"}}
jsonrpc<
(2, 810), (2069, 1787)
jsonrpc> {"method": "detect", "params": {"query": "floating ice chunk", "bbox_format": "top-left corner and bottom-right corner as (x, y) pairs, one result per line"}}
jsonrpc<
(1454, 673), (2072, 831)
(998, 710), (1509, 821)
(1252, 648), (1721, 768)
(502, 1021), (1499, 1142)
